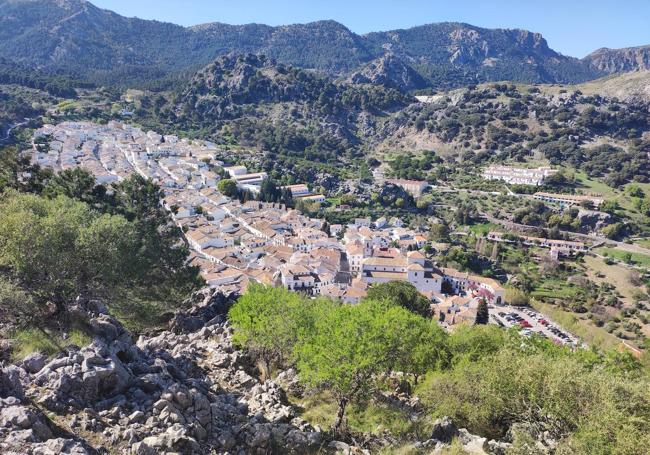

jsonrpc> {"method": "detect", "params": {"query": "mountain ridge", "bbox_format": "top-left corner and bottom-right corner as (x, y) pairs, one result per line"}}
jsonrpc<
(2, 0), (637, 90)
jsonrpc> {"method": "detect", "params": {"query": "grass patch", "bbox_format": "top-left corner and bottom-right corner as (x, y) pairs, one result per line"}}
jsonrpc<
(531, 278), (581, 300)
(574, 172), (617, 199)
(289, 391), (429, 439)
(634, 239), (650, 249)
(597, 247), (650, 268)
(468, 222), (498, 236)
(11, 327), (92, 362)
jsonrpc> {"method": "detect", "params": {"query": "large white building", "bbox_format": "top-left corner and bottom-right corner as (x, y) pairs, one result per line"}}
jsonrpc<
(360, 251), (442, 294)
(232, 172), (268, 186)
(482, 165), (557, 186)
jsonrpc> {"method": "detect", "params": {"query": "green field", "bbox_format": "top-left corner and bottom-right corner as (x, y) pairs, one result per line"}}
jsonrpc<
(468, 222), (499, 236)
(575, 171), (617, 199)
(596, 247), (650, 267)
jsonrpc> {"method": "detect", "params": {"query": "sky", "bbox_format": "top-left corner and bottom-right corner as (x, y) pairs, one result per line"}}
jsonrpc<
(90, 0), (650, 58)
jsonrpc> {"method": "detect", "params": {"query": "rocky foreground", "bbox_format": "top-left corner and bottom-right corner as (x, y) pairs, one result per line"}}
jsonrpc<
(0, 290), (503, 454)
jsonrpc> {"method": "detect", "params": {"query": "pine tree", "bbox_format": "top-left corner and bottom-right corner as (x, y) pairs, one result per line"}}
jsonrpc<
(475, 298), (489, 325)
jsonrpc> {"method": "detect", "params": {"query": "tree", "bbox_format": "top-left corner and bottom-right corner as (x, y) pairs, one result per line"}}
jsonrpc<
(475, 299), (489, 325)
(259, 178), (280, 202)
(0, 192), (137, 318)
(429, 223), (450, 242)
(365, 281), (431, 317)
(218, 178), (238, 197)
(111, 175), (202, 308)
(0, 275), (38, 327)
(379, 308), (449, 383)
(296, 299), (419, 430)
(228, 284), (334, 376)
(42, 167), (98, 203)
(602, 222), (625, 240)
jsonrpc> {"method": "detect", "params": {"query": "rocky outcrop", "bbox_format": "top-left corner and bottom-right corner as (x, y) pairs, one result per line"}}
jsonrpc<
(1, 290), (324, 454)
(409, 416), (511, 454)
(349, 54), (428, 92)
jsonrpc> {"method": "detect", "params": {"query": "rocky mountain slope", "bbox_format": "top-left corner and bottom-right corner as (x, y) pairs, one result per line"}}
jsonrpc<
(151, 53), (410, 167)
(1, 291), (325, 454)
(364, 23), (601, 88)
(372, 82), (650, 185)
(0, 0), (608, 89)
(584, 45), (650, 73)
(0, 289), (497, 454)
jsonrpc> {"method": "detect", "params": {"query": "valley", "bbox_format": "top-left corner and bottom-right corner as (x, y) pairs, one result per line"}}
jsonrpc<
(1, 1), (650, 454)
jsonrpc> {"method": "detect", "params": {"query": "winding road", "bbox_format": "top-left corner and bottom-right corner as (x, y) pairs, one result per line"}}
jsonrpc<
(0, 118), (30, 144)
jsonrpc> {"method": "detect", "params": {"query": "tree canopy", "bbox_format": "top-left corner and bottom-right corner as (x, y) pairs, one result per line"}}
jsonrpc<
(365, 281), (432, 317)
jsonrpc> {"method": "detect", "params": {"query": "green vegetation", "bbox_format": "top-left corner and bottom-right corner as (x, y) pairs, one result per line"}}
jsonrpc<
(229, 284), (447, 430)
(0, 163), (202, 352)
(217, 178), (238, 197)
(366, 281), (432, 317)
(229, 285), (650, 452)
(422, 328), (650, 452)
(598, 247), (650, 267)
(11, 327), (91, 361)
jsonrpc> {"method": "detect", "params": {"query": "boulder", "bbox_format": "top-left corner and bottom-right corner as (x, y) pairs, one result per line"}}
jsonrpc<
(30, 438), (92, 454)
(458, 428), (488, 454)
(23, 352), (47, 374)
(430, 416), (458, 443)
(487, 439), (513, 454)
(0, 365), (25, 399)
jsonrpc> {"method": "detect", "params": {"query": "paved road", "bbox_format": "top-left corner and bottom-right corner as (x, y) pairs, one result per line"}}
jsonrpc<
(489, 303), (583, 347)
(0, 118), (30, 144)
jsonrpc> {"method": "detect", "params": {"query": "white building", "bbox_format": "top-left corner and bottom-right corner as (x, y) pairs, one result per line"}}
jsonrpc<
(297, 194), (326, 203)
(224, 165), (248, 177)
(282, 184), (310, 197)
(232, 172), (268, 186)
(482, 165), (558, 186)
(360, 251), (442, 293)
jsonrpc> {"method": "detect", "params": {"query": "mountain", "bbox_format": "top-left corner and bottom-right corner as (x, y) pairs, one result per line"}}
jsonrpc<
(583, 45), (650, 73)
(0, 0), (605, 89)
(141, 53), (410, 179)
(364, 23), (602, 88)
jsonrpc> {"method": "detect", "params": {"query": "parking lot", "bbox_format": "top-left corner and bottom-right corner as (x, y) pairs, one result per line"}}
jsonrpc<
(489, 304), (582, 347)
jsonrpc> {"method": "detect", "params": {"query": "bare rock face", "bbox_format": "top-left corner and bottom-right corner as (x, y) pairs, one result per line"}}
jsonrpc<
(0, 389), (94, 455)
(349, 54), (428, 92)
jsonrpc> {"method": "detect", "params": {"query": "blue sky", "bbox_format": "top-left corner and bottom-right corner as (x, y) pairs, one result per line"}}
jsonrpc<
(91, 0), (650, 58)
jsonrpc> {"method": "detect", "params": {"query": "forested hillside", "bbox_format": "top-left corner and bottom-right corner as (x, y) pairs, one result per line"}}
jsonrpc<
(0, 0), (612, 89)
